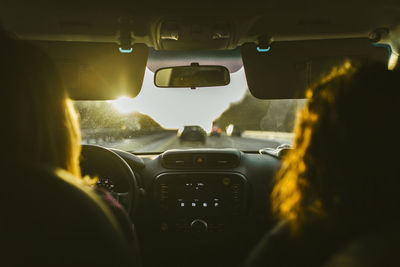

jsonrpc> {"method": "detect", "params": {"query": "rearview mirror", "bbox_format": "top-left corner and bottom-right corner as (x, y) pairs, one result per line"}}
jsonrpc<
(154, 64), (230, 88)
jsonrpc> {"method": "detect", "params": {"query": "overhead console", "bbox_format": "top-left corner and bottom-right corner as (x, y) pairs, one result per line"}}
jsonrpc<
(153, 17), (235, 50)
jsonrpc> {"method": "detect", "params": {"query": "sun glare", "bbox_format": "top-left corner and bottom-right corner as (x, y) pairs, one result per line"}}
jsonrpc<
(108, 67), (247, 131)
(388, 53), (399, 70)
(109, 96), (137, 114)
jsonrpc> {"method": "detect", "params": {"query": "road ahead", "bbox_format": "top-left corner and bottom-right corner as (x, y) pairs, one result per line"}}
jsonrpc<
(86, 132), (291, 153)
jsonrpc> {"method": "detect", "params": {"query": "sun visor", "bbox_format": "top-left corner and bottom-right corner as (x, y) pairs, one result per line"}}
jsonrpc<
(34, 41), (149, 100)
(241, 39), (390, 99)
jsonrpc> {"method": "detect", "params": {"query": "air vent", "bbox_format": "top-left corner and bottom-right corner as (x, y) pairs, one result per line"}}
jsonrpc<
(206, 153), (239, 168)
(161, 149), (241, 169)
(162, 154), (193, 168)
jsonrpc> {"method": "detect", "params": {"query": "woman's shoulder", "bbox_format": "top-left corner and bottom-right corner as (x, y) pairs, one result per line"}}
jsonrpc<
(244, 220), (346, 267)
(244, 221), (296, 267)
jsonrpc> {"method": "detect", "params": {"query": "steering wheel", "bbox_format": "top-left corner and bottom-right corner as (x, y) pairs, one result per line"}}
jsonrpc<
(80, 144), (139, 216)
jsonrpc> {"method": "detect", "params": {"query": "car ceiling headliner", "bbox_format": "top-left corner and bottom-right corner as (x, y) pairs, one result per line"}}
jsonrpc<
(1, 0), (398, 101)
(147, 49), (243, 73)
(1, 0), (399, 47)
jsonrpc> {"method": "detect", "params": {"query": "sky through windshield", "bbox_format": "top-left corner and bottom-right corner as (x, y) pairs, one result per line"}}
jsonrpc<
(109, 67), (247, 132)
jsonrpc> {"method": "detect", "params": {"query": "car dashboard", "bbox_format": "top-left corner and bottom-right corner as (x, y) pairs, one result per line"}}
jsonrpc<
(89, 146), (282, 267)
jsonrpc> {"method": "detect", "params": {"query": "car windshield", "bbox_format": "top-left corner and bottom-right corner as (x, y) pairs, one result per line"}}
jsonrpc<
(75, 55), (306, 153)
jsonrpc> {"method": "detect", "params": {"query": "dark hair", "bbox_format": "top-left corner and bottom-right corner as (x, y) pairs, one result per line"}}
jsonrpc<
(272, 60), (400, 232)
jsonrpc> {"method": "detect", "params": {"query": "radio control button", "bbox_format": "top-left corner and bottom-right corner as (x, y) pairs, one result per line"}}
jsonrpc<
(190, 219), (208, 233)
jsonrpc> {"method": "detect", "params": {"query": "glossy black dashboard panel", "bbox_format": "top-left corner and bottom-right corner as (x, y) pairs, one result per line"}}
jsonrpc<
(154, 172), (248, 233)
(111, 148), (281, 267)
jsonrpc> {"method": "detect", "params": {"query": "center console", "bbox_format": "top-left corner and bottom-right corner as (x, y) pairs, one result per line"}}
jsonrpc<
(153, 172), (248, 233)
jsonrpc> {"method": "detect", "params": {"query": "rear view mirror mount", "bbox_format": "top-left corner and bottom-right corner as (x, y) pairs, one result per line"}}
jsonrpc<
(154, 63), (230, 89)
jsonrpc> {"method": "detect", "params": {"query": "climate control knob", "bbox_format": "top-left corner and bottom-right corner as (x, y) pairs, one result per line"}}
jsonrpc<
(190, 219), (208, 233)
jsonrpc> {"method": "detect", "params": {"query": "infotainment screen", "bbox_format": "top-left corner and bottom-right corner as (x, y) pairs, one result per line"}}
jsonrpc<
(154, 172), (246, 218)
